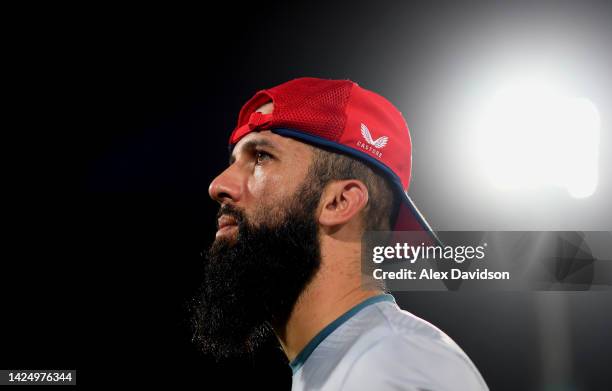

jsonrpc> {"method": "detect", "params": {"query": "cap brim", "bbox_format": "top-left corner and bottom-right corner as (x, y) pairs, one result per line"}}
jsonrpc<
(393, 190), (443, 247)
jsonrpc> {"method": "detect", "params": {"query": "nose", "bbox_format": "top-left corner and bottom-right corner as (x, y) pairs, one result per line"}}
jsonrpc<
(208, 166), (243, 205)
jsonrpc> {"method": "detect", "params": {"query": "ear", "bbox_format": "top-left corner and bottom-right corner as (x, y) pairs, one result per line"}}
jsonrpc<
(318, 179), (369, 228)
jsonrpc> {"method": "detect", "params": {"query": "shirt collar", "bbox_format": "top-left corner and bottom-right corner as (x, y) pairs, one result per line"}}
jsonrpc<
(289, 293), (396, 374)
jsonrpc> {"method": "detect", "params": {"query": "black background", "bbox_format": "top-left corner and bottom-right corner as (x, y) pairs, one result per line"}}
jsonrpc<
(3, 1), (611, 389)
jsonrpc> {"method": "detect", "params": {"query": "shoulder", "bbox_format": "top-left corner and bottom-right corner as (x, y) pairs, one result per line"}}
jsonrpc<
(340, 305), (488, 391)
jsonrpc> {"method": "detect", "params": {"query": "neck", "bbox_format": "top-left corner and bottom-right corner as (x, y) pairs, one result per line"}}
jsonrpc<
(271, 241), (383, 361)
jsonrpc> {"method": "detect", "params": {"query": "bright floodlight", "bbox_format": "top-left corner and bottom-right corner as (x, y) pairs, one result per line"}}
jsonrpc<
(476, 80), (600, 198)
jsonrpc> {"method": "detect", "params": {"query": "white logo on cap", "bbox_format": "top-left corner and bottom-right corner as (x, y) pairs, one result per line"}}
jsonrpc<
(360, 123), (388, 149)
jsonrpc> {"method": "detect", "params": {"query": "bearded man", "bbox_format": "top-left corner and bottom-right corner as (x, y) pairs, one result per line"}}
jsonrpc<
(192, 77), (488, 391)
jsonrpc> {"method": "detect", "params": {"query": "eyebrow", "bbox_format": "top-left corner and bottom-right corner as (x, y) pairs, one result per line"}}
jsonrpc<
(229, 138), (279, 165)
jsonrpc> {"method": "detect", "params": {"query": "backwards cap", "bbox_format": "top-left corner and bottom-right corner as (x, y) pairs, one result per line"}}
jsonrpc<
(229, 77), (439, 244)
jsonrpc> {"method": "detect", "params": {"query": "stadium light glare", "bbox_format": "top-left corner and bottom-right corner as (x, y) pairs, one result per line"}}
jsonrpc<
(475, 80), (600, 198)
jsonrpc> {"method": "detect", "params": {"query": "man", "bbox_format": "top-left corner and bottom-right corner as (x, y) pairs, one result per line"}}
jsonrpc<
(193, 77), (488, 390)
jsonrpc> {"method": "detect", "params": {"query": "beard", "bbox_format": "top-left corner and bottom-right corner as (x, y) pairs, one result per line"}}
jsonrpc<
(191, 180), (322, 360)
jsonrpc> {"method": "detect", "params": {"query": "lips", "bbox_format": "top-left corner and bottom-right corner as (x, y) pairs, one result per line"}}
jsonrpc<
(217, 215), (238, 230)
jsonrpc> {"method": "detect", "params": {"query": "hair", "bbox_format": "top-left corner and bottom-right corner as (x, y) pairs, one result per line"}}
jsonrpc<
(306, 145), (400, 232)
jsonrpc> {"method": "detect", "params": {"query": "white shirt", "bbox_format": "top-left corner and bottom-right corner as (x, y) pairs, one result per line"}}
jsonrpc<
(290, 294), (488, 391)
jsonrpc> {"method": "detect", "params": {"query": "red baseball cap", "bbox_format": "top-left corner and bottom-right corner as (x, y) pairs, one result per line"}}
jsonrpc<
(228, 77), (440, 244)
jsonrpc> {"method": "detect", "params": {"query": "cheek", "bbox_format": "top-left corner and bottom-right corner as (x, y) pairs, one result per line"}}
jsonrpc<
(247, 170), (285, 202)
(246, 166), (306, 214)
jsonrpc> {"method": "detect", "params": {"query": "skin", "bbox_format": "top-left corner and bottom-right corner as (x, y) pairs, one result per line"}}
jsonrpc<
(208, 102), (383, 362)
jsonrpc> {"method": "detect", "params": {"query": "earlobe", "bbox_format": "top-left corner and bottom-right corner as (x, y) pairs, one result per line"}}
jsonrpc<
(318, 180), (368, 228)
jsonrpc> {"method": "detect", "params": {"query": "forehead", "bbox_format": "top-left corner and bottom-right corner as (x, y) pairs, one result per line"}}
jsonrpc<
(230, 130), (312, 162)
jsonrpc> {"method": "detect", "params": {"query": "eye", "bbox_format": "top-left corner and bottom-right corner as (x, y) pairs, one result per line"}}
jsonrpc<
(255, 150), (272, 165)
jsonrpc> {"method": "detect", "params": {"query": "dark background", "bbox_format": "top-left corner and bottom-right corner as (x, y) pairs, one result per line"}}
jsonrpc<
(3, 1), (611, 389)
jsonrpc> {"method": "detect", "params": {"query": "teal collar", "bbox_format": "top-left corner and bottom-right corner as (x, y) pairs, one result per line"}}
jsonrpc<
(289, 293), (396, 374)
